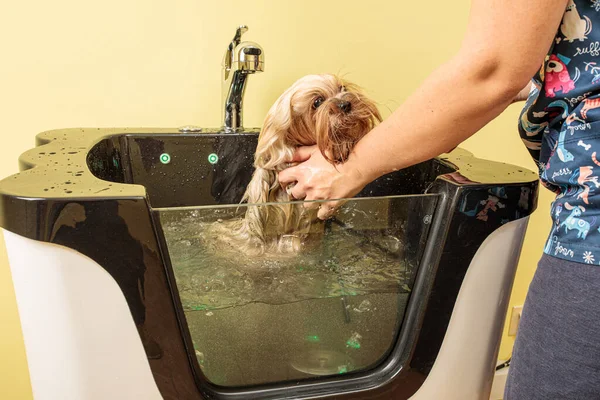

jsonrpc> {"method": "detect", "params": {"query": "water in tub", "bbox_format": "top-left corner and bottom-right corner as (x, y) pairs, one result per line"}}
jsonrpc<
(158, 195), (435, 387)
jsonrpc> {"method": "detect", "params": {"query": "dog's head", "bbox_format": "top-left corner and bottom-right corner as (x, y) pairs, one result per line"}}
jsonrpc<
(255, 74), (381, 169)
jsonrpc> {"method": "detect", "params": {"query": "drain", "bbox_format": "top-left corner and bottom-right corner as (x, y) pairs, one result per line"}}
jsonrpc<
(290, 350), (353, 376)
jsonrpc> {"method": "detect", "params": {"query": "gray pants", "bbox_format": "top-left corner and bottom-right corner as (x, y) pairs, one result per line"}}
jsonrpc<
(505, 254), (600, 399)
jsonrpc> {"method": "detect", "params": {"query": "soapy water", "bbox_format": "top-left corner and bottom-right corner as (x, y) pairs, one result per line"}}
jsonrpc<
(157, 197), (433, 386)
(161, 206), (415, 312)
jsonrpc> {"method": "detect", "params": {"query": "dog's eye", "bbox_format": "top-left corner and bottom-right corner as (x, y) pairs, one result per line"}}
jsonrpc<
(313, 97), (325, 109)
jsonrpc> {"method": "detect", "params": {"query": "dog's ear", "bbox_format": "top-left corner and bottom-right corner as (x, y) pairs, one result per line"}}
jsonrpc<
(243, 167), (278, 205)
(238, 167), (278, 245)
(255, 88), (295, 169)
(237, 85), (298, 249)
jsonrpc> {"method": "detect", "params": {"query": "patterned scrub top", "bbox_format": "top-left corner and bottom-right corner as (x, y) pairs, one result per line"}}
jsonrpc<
(519, 0), (600, 265)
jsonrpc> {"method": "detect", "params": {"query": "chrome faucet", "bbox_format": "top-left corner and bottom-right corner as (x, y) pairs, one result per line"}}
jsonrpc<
(222, 25), (264, 132)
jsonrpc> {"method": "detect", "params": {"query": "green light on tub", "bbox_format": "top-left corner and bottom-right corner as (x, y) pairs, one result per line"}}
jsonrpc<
(208, 153), (219, 164)
(159, 153), (171, 164)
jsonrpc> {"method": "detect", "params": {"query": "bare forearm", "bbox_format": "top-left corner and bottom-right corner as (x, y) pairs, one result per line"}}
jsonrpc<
(278, 0), (567, 219)
(346, 58), (519, 183)
(345, 0), (567, 185)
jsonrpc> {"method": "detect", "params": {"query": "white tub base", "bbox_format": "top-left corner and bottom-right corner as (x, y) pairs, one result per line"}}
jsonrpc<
(4, 229), (161, 400)
(5, 216), (528, 399)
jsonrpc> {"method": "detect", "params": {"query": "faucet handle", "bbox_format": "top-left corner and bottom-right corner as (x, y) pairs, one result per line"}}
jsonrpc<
(224, 25), (249, 70)
(231, 25), (249, 48)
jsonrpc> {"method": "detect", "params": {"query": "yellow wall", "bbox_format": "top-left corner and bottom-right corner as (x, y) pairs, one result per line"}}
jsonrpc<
(0, 0), (552, 397)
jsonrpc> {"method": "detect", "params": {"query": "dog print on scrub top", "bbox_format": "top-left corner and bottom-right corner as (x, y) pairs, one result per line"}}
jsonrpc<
(545, 55), (577, 97)
(581, 96), (600, 117)
(560, 0), (593, 42)
(519, 0), (600, 265)
(561, 203), (594, 238)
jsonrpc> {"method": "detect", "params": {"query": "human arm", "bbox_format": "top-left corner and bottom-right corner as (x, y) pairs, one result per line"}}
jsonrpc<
(279, 0), (567, 219)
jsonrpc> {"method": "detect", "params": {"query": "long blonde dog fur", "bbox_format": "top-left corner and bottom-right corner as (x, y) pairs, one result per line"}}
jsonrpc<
(229, 74), (381, 255)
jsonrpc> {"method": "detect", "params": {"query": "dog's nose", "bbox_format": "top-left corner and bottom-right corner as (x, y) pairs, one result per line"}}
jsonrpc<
(337, 100), (352, 113)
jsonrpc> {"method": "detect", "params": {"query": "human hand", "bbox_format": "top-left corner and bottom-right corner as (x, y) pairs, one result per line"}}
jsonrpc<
(278, 146), (368, 220)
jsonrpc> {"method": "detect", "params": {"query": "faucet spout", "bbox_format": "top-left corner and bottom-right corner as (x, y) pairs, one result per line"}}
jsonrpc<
(222, 25), (264, 133)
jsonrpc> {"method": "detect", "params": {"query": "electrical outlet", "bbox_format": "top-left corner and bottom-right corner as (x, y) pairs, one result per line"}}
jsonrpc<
(508, 305), (523, 336)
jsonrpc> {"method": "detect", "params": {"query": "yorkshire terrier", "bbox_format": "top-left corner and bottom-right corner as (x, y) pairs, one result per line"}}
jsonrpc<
(222, 74), (381, 255)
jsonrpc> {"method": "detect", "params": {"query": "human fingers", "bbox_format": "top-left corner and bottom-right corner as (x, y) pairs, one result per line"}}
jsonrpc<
(278, 167), (299, 186)
(287, 145), (318, 163)
(317, 201), (340, 220)
(289, 184), (307, 201)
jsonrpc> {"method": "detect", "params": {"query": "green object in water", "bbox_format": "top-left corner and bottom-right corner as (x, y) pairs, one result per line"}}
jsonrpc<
(306, 335), (320, 343)
(346, 332), (362, 349)
(338, 365), (348, 374)
(195, 349), (205, 365)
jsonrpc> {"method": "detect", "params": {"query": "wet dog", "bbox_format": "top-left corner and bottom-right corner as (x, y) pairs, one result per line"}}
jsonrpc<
(227, 74), (381, 255)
